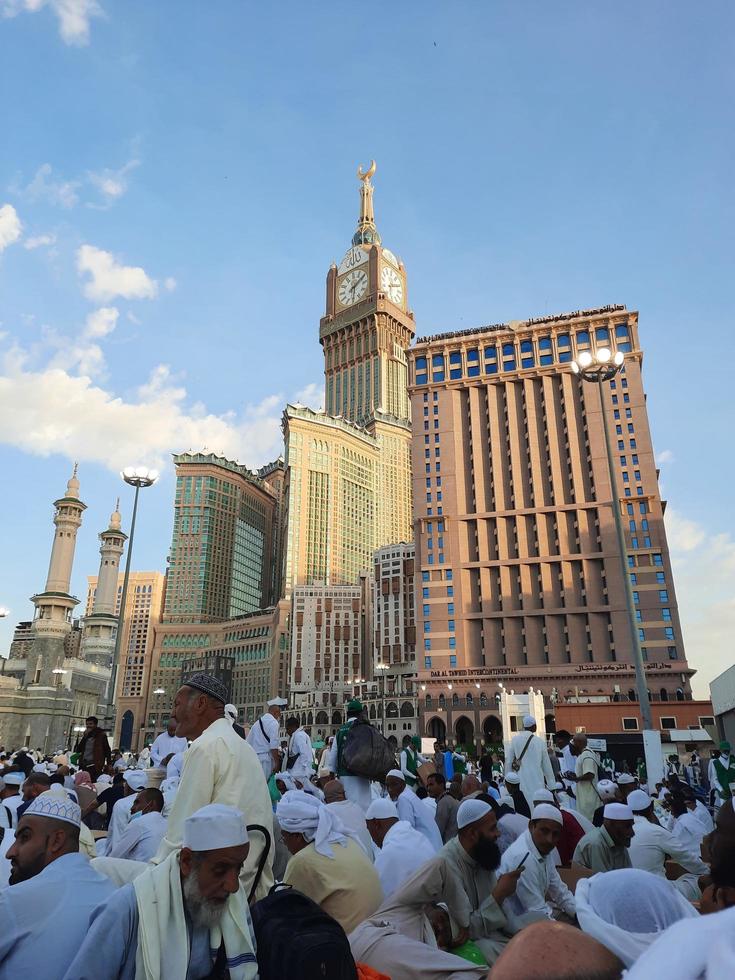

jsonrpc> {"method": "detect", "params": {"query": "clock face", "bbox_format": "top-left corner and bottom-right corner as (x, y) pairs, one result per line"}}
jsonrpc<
(338, 246), (369, 275)
(381, 265), (403, 305)
(338, 269), (368, 307)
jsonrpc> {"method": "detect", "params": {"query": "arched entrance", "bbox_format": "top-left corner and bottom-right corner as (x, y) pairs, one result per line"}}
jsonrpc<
(454, 715), (474, 748)
(120, 710), (134, 751)
(483, 714), (503, 743)
(426, 715), (446, 740)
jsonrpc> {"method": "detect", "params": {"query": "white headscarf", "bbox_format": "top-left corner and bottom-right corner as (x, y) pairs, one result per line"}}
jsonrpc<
(576, 868), (699, 967)
(276, 789), (354, 858)
(625, 905), (735, 979)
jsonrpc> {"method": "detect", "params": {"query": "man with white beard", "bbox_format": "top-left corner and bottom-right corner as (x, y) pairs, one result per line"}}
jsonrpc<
(63, 804), (257, 979)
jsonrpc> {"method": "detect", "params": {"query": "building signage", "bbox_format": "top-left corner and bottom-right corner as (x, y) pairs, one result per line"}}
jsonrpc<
(429, 668), (520, 680)
(573, 662), (673, 673)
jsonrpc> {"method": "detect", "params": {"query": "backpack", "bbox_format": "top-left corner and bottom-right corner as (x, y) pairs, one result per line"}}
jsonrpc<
(342, 718), (396, 781)
(251, 886), (358, 980)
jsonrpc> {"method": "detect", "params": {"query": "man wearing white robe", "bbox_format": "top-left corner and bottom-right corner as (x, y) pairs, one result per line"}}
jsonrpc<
(324, 778), (374, 858)
(63, 804), (257, 980)
(104, 769), (148, 856)
(0, 790), (115, 977)
(325, 699), (373, 812)
(283, 716), (314, 783)
(246, 696), (286, 779)
(153, 673), (274, 901)
(366, 797), (436, 899)
(627, 790), (707, 882)
(504, 717), (554, 812)
(386, 770), (442, 852)
(109, 788), (167, 863)
(571, 734), (600, 823)
(149, 719), (188, 769)
(0, 772), (24, 828)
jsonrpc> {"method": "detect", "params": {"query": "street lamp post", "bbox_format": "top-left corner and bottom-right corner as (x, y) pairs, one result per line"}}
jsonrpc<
(108, 466), (159, 735)
(376, 663), (388, 735)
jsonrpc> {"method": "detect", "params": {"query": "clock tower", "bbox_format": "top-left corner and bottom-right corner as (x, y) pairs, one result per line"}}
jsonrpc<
(320, 162), (415, 424)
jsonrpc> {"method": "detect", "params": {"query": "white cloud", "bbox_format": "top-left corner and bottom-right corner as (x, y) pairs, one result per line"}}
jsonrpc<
(0, 203), (22, 252)
(293, 382), (323, 409)
(656, 449), (675, 465)
(87, 158), (140, 207)
(665, 508), (735, 699)
(0, 342), (288, 472)
(84, 306), (118, 338)
(163, 276), (177, 292)
(23, 232), (56, 250)
(17, 163), (80, 208)
(1, 0), (102, 46)
(76, 244), (158, 302)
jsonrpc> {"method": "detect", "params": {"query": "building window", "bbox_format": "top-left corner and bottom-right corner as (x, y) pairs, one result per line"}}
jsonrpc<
(422, 571), (429, 581)
(660, 716), (677, 730)
(424, 638), (431, 650)
(659, 590), (669, 602)
(665, 627), (675, 641)
(577, 330), (590, 346)
(424, 657), (432, 668)
(632, 591), (639, 604)
(653, 553), (663, 566)
(449, 636), (456, 648)
(638, 628), (645, 641)
(668, 646), (678, 660)
(448, 603), (455, 614)
(643, 536), (651, 547)
(423, 604), (430, 616)
(449, 655), (457, 667)
(596, 326), (610, 341)
(623, 717), (639, 731)
(656, 572), (665, 584)
(699, 716), (715, 727)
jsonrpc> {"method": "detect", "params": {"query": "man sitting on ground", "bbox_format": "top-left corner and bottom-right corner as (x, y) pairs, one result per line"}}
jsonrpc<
(573, 802), (635, 872)
(108, 787), (167, 863)
(323, 777), (373, 857)
(365, 797), (435, 899)
(386, 769), (442, 852)
(64, 803), (257, 979)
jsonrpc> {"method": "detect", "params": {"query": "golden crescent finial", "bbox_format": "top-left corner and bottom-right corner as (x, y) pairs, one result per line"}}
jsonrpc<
(357, 160), (376, 182)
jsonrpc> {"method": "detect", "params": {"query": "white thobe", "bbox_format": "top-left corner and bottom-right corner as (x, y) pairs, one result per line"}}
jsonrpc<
(109, 811), (167, 862)
(2, 795), (22, 829)
(105, 793), (137, 855)
(506, 733), (554, 810)
(284, 727), (313, 783)
(166, 751), (185, 780)
(326, 800), (374, 859)
(324, 718), (372, 811)
(693, 800), (714, 833)
(374, 820), (436, 899)
(149, 731), (188, 768)
(395, 787), (442, 852)
(560, 745), (577, 808)
(628, 815), (707, 878)
(246, 712), (280, 778)
(0, 827), (14, 888)
(154, 716), (274, 901)
(574, 749), (600, 822)
(499, 829), (576, 928)
(671, 811), (707, 851)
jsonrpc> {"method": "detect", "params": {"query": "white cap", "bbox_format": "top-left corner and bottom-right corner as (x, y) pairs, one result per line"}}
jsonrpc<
(531, 803), (562, 824)
(32, 763), (48, 773)
(523, 715), (537, 729)
(3, 772), (24, 786)
(457, 798), (493, 830)
(603, 802), (634, 821)
(386, 769), (405, 782)
(628, 789), (652, 812)
(224, 703), (238, 721)
(616, 773), (636, 785)
(26, 787), (81, 827)
(267, 697), (288, 707)
(365, 798), (398, 820)
(504, 771), (521, 785)
(123, 770), (148, 791)
(183, 803), (248, 851)
(532, 788), (555, 804)
(596, 780), (618, 802)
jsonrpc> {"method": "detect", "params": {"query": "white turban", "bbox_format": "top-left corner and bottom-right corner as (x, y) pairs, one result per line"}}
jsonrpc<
(532, 788), (555, 804)
(457, 798), (492, 830)
(617, 773), (636, 785)
(604, 802), (633, 821)
(386, 769), (405, 782)
(628, 790), (652, 812)
(275, 772), (297, 792)
(504, 771), (521, 785)
(596, 780), (618, 802)
(365, 798), (398, 820)
(531, 803), (562, 824)
(123, 770), (148, 791)
(277, 789), (353, 858)
(576, 869), (699, 967)
(523, 715), (537, 729)
(224, 703), (238, 723)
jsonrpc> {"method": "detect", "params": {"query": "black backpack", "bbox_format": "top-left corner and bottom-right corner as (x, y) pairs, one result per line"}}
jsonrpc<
(251, 886), (358, 980)
(342, 718), (396, 781)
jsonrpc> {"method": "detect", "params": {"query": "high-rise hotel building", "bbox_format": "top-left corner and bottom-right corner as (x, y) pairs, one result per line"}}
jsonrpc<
(408, 306), (693, 743)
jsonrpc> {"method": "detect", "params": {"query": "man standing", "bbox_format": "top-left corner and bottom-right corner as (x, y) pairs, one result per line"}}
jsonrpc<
(386, 769), (442, 851)
(438, 798), (522, 965)
(283, 716), (314, 784)
(74, 716), (112, 781)
(325, 698), (373, 811)
(365, 797), (436, 899)
(108, 787), (167, 862)
(246, 696), (287, 780)
(572, 802), (635, 872)
(505, 716), (554, 812)
(0, 790), (115, 976)
(149, 718), (188, 769)
(154, 673), (274, 902)
(712, 740), (735, 813)
(426, 771), (459, 842)
(571, 734), (600, 823)
(400, 735), (427, 790)
(65, 804), (257, 979)
(554, 730), (576, 808)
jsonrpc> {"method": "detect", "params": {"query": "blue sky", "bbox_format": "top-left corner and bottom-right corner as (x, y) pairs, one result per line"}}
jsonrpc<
(0, 1), (733, 697)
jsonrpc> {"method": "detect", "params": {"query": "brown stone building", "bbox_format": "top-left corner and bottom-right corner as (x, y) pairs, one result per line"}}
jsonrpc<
(408, 306), (693, 751)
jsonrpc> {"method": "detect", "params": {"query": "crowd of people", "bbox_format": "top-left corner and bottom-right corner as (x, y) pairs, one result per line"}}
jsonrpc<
(0, 687), (733, 979)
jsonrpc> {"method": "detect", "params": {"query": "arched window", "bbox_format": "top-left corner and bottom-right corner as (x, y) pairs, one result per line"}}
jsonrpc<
(660, 688), (668, 702)
(438, 693), (446, 708)
(400, 701), (414, 717)
(466, 693), (474, 706)
(425, 694), (433, 708)
(628, 689), (637, 702)
(479, 692), (488, 707)
(675, 688), (685, 702)
(452, 693), (459, 707)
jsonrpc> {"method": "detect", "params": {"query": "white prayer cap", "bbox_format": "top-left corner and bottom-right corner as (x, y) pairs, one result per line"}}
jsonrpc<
(628, 790), (652, 812)
(523, 715), (537, 729)
(32, 763), (48, 773)
(457, 798), (493, 830)
(504, 771), (521, 785)
(224, 703), (238, 721)
(365, 798), (398, 820)
(604, 802), (634, 821)
(267, 696), (288, 707)
(26, 787), (81, 827)
(123, 770), (148, 791)
(596, 780), (618, 802)
(3, 772), (24, 786)
(532, 788), (555, 804)
(183, 803), (248, 852)
(531, 803), (562, 824)
(96, 773), (112, 785)
(617, 773), (636, 785)
(386, 769), (405, 782)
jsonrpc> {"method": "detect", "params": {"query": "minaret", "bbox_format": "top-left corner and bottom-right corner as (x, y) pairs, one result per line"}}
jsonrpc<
(30, 464), (87, 643)
(80, 499), (128, 667)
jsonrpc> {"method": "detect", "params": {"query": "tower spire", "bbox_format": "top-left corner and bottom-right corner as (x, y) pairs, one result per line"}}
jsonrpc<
(352, 160), (381, 246)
